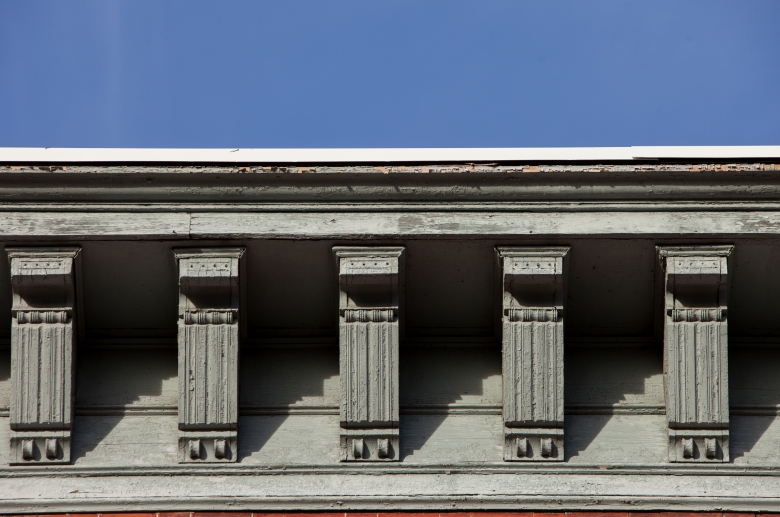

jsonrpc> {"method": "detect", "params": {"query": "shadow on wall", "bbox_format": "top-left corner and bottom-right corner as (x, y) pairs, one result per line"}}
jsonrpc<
(564, 345), (664, 461)
(729, 347), (780, 461)
(71, 347), (178, 463)
(400, 346), (502, 461)
(238, 346), (340, 462)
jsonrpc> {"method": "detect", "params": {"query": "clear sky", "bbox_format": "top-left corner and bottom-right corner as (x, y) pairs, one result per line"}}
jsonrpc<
(1, 1), (778, 148)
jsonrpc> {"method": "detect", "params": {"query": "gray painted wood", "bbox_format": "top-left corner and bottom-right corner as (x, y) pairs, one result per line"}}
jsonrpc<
(7, 211), (780, 239)
(659, 246), (732, 462)
(7, 247), (79, 465)
(193, 211), (780, 239)
(335, 247), (403, 461)
(497, 247), (568, 461)
(174, 248), (244, 463)
(5, 159), (780, 509)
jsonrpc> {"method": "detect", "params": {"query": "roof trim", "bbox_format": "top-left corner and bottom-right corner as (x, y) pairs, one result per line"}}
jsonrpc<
(0, 146), (778, 164)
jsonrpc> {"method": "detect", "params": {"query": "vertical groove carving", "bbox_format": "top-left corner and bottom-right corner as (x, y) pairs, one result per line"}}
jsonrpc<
(174, 248), (244, 463)
(497, 247), (568, 462)
(658, 245), (732, 463)
(335, 247), (403, 462)
(182, 324), (238, 427)
(341, 319), (398, 425)
(504, 320), (562, 425)
(7, 247), (80, 465)
(12, 324), (72, 428)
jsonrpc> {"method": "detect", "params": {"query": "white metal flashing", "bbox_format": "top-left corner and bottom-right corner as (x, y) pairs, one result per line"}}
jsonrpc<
(0, 146), (778, 163)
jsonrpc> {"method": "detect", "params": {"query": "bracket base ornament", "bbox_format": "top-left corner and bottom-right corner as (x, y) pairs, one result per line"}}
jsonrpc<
(668, 429), (729, 462)
(503, 428), (564, 462)
(178, 431), (237, 463)
(9, 431), (71, 465)
(340, 428), (399, 462)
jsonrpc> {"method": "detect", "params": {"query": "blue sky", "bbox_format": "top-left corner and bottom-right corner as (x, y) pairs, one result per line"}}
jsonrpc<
(1, 1), (779, 148)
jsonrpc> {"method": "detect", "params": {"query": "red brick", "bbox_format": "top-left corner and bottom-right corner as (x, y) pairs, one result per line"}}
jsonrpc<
(569, 513), (628, 517)
(662, 513), (722, 517)
(158, 513), (193, 517)
(378, 513), (436, 517)
(477, 514), (534, 517)
(477, 513), (534, 517)
(290, 514), (345, 517)
(191, 513), (250, 517)
(288, 513), (345, 517)
(100, 514), (158, 517)
(347, 513), (378, 517)
(534, 513), (568, 517)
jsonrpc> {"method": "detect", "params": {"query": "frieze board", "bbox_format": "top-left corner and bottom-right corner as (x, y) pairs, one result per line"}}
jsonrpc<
(9, 211), (780, 239)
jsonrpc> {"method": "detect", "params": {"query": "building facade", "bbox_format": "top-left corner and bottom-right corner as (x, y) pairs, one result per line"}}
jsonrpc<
(0, 146), (780, 512)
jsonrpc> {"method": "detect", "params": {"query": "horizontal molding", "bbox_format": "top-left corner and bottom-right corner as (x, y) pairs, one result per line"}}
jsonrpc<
(241, 405), (338, 416)
(565, 404), (666, 415)
(401, 404), (502, 415)
(9, 467), (780, 512)
(19, 335), (780, 350)
(731, 406), (780, 416)
(62, 404), (780, 417)
(193, 211), (780, 239)
(8, 201), (780, 213)
(7, 462), (780, 476)
(8, 210), (780, 239)
(74, 405), (178, 416)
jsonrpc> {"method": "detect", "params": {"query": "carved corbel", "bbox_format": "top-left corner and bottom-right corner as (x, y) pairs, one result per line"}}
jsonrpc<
(174, 248), (244, 463)
(496, 247), (569, 461)
(7, 247), (81, 465)
(334, 247), (403, 461)
(658, 246), (732, 462)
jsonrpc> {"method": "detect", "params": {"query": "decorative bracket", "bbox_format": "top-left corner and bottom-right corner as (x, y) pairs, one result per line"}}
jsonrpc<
(174, 248), (244, 463)
(496, 247), (569, 461)
(657, 246), (732, 462)
(334, 247), (403, 462)
(7, 247), (81, 465)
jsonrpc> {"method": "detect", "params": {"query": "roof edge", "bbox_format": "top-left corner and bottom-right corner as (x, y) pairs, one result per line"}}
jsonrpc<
(0, 146), (778, 164)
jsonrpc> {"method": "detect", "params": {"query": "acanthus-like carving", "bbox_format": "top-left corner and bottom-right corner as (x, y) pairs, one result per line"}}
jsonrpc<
(334, 247), (403, 462)
(496, 247), (569, 462)
(7, 247), (81, 465)
(658, 246), (732, 462)
(174, 248), (244, 463)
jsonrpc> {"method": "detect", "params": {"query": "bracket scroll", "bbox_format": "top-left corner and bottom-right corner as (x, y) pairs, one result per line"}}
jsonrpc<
(658, 246), (732, 462)
(496, 247), (569, 462)
(334, 246), (404, 462)
(174, 248), (245, 463)
(7, 247), (81, 465)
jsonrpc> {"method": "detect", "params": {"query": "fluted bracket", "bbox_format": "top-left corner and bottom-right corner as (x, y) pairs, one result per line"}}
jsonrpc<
(7, 247), (80, 465)
(496, 247), (569, 462)
(334, 247), (403, 462)
(174, 248), (244, 463)
(658, 245), (732, 463)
